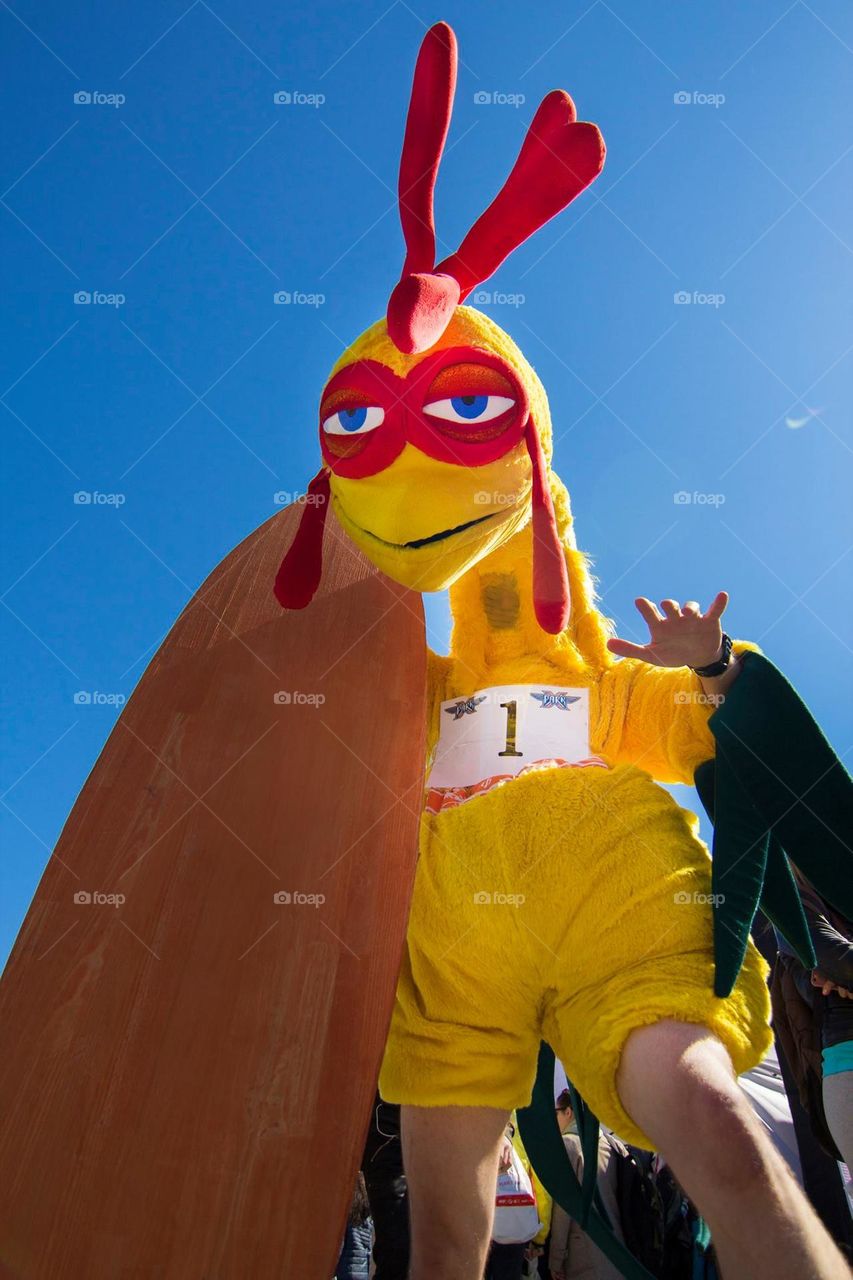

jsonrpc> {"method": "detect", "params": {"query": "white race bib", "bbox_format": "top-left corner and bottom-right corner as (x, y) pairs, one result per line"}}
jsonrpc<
(427, 684), (595, 791)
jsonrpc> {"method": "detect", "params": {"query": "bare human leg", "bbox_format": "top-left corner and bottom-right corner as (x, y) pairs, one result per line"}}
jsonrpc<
(617, 1019), (848, 1280)
(401, 1104), (510, 1280)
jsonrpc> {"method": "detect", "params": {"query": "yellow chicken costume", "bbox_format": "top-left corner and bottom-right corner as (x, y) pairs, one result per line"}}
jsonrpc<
(275, 23), (772, 1149)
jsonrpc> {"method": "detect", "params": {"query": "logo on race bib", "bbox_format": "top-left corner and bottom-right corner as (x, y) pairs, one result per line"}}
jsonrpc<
(530, 690), (581, 710)
(445, 695), (487, 720)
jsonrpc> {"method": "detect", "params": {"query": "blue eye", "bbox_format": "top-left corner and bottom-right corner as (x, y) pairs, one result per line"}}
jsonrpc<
(339, 407), (367, 430)
(322, 405), (385, 435)
(452, 394), (487, 419)
(423, 394), (515, 425)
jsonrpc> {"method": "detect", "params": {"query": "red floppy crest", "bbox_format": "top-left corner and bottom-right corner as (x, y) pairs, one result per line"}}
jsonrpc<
(386, 22), (605, 354)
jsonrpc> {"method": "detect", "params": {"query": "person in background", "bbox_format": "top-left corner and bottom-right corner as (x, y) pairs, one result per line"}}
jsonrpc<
(514, 1118), (552, 1278)
(334, 1173), (373, 1280)
(485, 1117), (551, 1279)
(772, 874), (853, 1172)
(361, 1094), (410, 1279)
(549, 1091), (624, 1280)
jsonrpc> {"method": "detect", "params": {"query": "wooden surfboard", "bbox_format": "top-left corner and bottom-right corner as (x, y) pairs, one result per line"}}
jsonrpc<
(0, 503), (427, 1279)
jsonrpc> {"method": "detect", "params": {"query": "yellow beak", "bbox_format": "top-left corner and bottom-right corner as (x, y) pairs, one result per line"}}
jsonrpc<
(330, 441), (532, 591)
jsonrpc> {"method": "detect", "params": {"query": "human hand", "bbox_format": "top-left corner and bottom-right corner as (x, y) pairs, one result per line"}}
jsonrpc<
(812, 970), (837, 996)
(498, 1138), (513, 1172)
(813, 970), (853, 998)
(607, 593), (728, 670)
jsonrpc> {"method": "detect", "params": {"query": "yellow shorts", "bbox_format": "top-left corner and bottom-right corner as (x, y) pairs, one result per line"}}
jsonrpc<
(379, 763), (772, 1149)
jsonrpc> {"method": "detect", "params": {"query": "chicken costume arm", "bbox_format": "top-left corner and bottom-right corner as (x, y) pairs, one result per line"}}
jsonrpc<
(604, 641), (761, 786)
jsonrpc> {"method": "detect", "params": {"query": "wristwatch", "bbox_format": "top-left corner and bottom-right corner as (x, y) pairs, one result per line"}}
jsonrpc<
(689, 632), (733, 678)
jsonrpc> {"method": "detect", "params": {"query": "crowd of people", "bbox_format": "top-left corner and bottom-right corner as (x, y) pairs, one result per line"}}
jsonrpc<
(334, 879), (852, 1279)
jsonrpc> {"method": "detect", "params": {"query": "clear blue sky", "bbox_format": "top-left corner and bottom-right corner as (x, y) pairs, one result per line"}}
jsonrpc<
(2, 0), (851, 964)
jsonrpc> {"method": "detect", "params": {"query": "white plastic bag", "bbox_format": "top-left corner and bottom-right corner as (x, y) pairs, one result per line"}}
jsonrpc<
(492, 1146), (541, 1245)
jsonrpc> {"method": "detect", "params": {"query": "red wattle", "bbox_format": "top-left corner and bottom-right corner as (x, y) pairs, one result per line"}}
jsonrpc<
(273, 469), (330, 610)
(525, 423), (570, 634)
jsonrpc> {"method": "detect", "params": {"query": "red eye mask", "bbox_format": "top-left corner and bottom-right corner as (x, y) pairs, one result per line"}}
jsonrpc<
(275, 345), (569, 634)
(318, 347), (528, 478)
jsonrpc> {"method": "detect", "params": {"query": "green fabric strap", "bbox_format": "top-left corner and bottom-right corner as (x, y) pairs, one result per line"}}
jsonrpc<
(702, 652), (851, 997)
(517, 1044), (658, 1280)
(567, 1078), (601, 1228)
(695, 757), (815, 989)
(760, 835), (815, 968)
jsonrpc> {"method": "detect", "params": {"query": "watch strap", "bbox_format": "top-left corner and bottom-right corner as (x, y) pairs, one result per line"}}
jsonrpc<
(690, 631), (733, 678)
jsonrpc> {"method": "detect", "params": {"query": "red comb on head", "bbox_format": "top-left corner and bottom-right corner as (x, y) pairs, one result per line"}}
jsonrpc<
(397, 21), (457, 279)
(436, 92), (605, 300)
(386, 27), (605, 354)
(387, 22), (460, 354)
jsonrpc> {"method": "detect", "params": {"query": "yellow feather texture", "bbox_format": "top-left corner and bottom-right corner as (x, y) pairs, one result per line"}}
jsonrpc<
(324, 306), (771, 1141)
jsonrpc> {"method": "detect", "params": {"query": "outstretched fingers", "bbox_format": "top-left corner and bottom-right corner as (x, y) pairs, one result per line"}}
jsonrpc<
(705, 590), (729, 621)
(606, 597), (660, 658)
(635, 596), (663, 628)
(606, 637), (653, 660)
